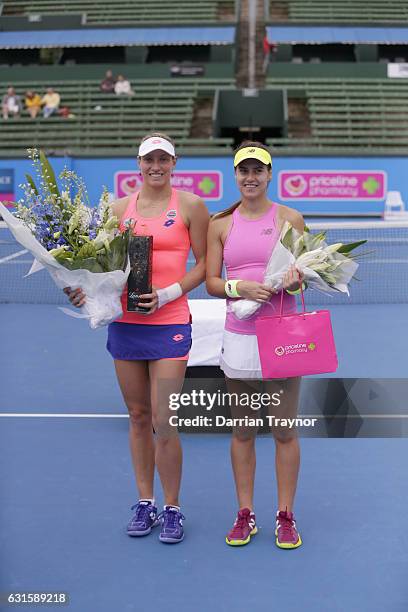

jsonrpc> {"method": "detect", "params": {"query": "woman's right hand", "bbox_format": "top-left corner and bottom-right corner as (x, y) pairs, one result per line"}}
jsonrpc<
(63, 286), (86, 308)
(236, 281), (274, 303)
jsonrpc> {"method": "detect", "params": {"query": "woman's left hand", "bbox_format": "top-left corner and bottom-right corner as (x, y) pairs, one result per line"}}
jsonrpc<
(282, 265), (304, 292)
(138, 286), (158, 314)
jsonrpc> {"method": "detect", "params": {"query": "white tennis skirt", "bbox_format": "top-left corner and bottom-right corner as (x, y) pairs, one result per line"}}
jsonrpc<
(219, 330), (263, 379)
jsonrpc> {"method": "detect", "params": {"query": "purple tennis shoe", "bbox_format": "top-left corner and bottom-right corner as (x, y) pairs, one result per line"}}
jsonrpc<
(158, 505), (185, 543)
(127, 500), (159, 537)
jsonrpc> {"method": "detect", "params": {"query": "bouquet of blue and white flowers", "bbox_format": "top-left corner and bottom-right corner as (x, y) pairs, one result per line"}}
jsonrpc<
(0, 149), (131, 328)
(232, 221), (367, 320)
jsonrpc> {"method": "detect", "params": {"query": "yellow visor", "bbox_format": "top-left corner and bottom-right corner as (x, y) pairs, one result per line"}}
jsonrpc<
(234, 146), (272, 168)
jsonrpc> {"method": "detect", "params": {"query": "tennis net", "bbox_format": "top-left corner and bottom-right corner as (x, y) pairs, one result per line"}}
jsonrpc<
(1, 220), (407, 305)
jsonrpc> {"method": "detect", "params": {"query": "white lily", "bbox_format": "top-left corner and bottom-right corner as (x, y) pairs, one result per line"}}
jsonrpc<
(232, 223), (363, 319)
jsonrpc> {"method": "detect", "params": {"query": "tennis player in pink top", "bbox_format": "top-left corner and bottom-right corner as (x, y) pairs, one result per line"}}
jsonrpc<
(65, 133), (209, 543)
(207, 142), (305, 549)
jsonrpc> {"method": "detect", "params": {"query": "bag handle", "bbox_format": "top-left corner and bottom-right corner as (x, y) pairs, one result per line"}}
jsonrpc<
(279, 272), (305, 321)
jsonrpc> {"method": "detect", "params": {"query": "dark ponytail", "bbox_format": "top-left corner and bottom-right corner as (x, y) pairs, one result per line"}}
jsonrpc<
(212, 199), (242, 220)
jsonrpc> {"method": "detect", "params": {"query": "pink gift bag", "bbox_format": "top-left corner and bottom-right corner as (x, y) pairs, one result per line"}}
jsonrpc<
(255, 288), (338, 379)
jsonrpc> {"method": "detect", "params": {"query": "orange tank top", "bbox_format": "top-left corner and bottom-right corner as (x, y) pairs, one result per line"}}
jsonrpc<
(116, 189), (191, 325)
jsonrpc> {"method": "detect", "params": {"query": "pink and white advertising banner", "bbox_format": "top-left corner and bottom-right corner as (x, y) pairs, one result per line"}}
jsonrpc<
(278, 170), (387, 201)
(115, 171), (223, 201)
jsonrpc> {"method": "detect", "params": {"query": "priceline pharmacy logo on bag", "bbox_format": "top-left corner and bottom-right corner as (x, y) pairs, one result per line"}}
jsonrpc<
(275, 342), (317, 356)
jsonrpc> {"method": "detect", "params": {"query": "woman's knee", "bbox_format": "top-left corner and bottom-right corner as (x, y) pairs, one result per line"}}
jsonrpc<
(232, 427), (257, 444)
(272, 429), (298, 444)
(127, 402), (151, 429)
(152, 413), (178, 440)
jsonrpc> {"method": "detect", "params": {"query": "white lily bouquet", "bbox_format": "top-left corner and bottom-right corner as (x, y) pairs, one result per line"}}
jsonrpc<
(0, 149), (131, 328)
(232, 221), (367, 320)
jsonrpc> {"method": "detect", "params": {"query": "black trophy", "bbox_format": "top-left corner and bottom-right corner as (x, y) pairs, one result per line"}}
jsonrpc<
(127, 235), (153, 313)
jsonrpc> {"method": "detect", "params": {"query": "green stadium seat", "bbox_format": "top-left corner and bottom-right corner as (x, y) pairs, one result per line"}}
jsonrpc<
(2, 0), (236, 25)
(265, 77), (408, 153)
(268, 0), (408, 24)
(0, 77), (235, 156)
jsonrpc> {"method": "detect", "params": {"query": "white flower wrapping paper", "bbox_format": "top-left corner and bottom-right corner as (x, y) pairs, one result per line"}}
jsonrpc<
(231, 229), (359, 320)
(1, 203), (130, 329)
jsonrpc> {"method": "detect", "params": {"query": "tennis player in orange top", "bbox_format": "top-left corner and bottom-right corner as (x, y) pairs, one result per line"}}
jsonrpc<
(65, 133), (209, 543)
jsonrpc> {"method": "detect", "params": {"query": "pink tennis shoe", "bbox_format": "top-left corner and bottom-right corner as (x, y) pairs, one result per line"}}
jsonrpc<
(275, 509), (302, 549)
(226, 507), (258, 546)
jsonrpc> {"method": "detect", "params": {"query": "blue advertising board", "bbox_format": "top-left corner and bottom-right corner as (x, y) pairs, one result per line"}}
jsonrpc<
(0, 168), (15, 206)
(1, 155), (407, 216)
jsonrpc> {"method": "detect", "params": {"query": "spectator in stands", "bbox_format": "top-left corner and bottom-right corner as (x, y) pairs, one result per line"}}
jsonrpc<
(2, 86), (22, 120)
(41, 87), (60, 118)
(25, 90), (42, 119)
(100, 69), (116, 94)
(262, 34), (278, 74)
(114, 75), (134, 96)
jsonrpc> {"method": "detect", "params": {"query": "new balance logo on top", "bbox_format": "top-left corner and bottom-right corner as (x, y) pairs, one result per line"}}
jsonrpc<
(261, 228), (274, 235)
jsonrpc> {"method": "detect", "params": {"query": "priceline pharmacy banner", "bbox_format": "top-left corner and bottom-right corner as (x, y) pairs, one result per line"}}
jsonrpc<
(278, 171), (386, 202)
(0, 157), (401, 215)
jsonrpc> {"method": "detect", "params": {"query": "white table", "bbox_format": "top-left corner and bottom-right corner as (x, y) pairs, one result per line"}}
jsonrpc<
(188, 299), (226, 366)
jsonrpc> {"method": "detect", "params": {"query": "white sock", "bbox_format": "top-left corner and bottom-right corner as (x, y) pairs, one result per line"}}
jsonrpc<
(164, 504), (180, 511)
(139, 498), (155, 506)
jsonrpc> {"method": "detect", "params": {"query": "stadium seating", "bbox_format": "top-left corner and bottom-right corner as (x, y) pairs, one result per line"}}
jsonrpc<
(0, 78), (235, 156)
(266, 77), (408, 153)
(2, 0), (237, 25)
(268, 0), (408, 24)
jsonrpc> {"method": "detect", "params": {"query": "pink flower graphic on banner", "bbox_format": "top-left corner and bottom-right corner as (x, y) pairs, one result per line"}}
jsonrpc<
(121, 175), (142, 195)
(284, 175), (307, 197)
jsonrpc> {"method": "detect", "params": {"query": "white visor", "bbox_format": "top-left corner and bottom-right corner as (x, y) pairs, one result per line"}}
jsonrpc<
(138, 136), (175, 157)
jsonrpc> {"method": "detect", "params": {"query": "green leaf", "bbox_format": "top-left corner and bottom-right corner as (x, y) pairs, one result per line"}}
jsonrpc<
(281, 226), (293, 249)
(54, 251), (74, 263)
(39, 150), (60, 200)
(337, 240), (367, 254)
(97, 233), (128, 272)
(62, 257), (105, 273)
(25, 173), (39, 196)
(76, 242), (97, 259)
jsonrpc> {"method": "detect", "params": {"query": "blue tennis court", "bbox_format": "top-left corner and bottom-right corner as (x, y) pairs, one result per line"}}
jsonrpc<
(1, 221), (407, 611)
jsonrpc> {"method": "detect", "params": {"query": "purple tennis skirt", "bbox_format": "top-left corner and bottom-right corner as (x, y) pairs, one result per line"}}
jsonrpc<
(107, 322), (192, 360)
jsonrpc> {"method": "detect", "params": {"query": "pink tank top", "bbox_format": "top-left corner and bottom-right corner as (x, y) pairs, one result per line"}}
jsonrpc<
(223, 203), (296, 335)
(116, 189), (191, 325)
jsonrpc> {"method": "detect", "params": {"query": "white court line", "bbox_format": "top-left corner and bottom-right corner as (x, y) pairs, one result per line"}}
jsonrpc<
(0, 413), (407, 419)
(308, 221), (408, 229)
(0, 249), (28, 264)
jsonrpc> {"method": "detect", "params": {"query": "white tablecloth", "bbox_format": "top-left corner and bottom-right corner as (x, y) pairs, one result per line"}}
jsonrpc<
(188, 299), (226, 366)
